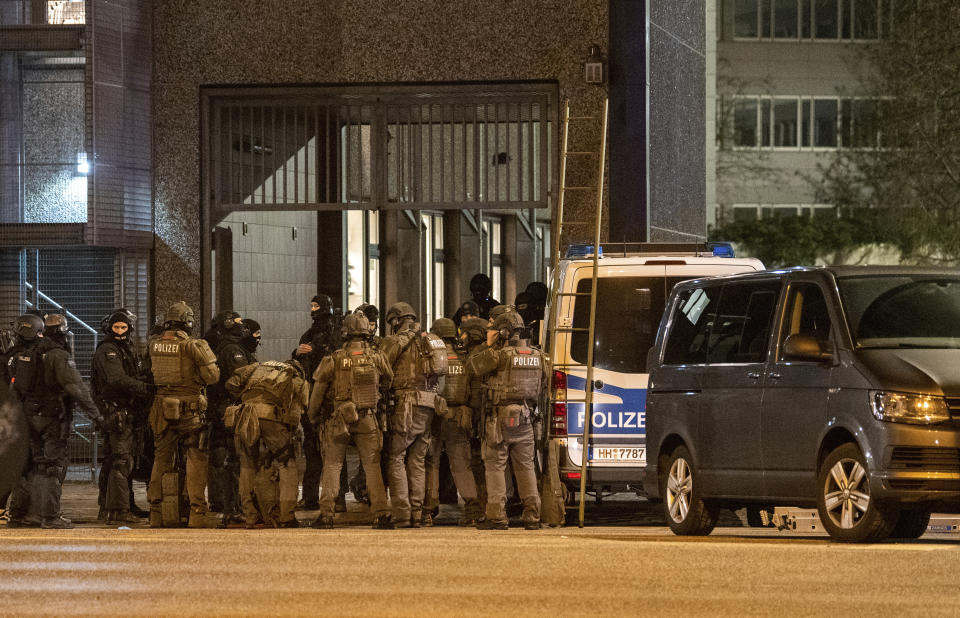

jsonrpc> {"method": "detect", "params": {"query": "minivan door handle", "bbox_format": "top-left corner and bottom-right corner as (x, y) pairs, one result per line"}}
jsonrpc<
(746, 371), (761, 380)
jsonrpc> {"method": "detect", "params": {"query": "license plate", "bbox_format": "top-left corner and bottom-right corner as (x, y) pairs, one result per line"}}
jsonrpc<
(590, 447), (645, 463)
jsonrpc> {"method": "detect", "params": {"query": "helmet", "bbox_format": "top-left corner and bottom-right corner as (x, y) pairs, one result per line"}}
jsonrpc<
(493, 310), (524, 335)
(102, 308), (136, 335)
(44, 313), (69, 335)
(241, 318), (261, 336)
(15, 314), (44, 340)
(165, 301), (195, 328)
(214, 310), (242, 331)
(311, 294), (334, 316)
(385, 302), (417, 325)
(430, 317), (457, 339)
(459, 317), (488, 345)
(469, 273), (492, 298)
(355, 303), (379, 325)
(458, 300), (479, 318)
(342, 312), (370, 337)
(487, 304), (514, 324)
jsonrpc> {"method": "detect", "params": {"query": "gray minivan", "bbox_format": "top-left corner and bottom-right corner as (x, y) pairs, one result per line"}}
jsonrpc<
(642, 266), (960, 542)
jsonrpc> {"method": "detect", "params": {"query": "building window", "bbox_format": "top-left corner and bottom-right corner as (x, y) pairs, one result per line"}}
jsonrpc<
(481, 216), (503, 303)
(732, 99), (759, 147)
(47, 1), (85, 24)
(345, 210), (379, 312)
(723, 204), (835, 223)
(420, 212), (444, 326)
(536, 221), (551, 283)
(731, 0), (893, 41)
(813, 99), (838, 147)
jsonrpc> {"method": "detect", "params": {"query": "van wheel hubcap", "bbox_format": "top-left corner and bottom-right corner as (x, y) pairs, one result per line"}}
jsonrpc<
(823, 458), (870, 529)
(666, 458), (692, 523)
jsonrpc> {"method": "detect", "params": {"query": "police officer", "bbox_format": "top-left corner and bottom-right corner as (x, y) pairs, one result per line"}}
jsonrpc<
(146, 301), (219, 528)
(207, 310), (253, 524)
(5, 313), (103, 529)
(381, 302), (446, 528)
(294, 294), (344, 511)
(424, 317), (482, 526)
(452, 300), (479, 329)
(308, 313), (394, 529)
(466, 310), (548, 530)
(226, 359), (309, 528)
(453, 274), (500, 324)
(461, 316), (491, 514)
(240, 318), (262, 359)
(91, 309), (153, 524)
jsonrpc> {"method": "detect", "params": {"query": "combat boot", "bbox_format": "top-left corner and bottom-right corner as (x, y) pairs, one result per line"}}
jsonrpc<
(421, 512), (434, 527)
(523, 521), (541, 530)
(7, 515), (42, 528)
(278, 518), (301, 529)
(41, 516), (75, 529)
(188, 509), (219, 529)
(373, 514), (395, 530)
(476, 519), (508, 530)
(311, 516), (334, 529)
(107, 510), (143, 524)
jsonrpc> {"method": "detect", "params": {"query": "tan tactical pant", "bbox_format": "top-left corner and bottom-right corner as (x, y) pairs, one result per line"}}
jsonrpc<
(482, 422), (540, 525)
(147, 414), (208, 513)
(236, 419), (299, 526)
(388, 405), (433, 523)
(321, 414), (389, 520)
(425, 417), (482, 519)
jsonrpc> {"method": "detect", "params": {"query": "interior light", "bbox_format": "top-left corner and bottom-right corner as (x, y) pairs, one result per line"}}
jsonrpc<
(76, 152), (89, 175)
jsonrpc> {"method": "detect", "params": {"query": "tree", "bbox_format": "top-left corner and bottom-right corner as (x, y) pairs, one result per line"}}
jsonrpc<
(813, 0), (960, 263)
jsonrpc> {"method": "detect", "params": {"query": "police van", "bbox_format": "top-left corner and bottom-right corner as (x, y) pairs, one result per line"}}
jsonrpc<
(543, 243), (764, 502)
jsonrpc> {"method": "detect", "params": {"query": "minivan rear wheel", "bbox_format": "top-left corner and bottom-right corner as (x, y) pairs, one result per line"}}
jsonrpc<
(662, 446), (718, 536)
(816, 443), (894, 542)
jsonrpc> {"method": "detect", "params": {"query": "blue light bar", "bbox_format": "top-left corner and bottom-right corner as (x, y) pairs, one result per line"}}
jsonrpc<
(565, 244), (603, 258)
(708, 242), (735, 258)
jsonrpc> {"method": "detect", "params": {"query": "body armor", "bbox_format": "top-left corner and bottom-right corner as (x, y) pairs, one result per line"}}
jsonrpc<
(441, 343), (469, 406)
(243, 361), (309, 412)
(333, 342), (381, 410)
(492, 345), (543, 405)
(149, 331), (217, 393)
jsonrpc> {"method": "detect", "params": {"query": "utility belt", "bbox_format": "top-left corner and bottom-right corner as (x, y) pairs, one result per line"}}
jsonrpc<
(482, 403), (532, 445)
(156, 394), (207, 421)
(389, 389), (447, 434)
(325, 401), (380, 441)
(21, 393), (65, 418)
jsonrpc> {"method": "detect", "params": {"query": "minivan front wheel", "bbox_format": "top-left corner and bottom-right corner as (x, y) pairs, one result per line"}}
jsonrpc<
(662, 446), (718, 536)
(817, 443), (894, 542)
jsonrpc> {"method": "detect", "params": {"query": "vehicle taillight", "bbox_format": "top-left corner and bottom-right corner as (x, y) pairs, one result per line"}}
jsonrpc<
(551, 370), (567, 437)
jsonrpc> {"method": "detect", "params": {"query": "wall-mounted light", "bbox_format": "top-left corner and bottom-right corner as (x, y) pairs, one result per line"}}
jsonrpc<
(584, 45), (605, 85)
(292, 226), (297, 241)
(76, 152), (89, 175)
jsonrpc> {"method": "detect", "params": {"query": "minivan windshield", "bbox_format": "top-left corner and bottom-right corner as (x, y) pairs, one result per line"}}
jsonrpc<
(838, 275), (960, 349)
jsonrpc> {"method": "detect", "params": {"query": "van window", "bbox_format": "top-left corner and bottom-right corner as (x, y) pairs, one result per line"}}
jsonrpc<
(706, 281), (781, 364)
(571, 277), (665, 373)
(779, 282), (832, 357)
(663, 285), (721, 365)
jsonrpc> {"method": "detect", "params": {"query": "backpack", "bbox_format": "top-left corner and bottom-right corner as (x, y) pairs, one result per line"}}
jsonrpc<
(8, 341), (43, 401)
(244, 361), (308, 411)
(416, 332), (448, 380)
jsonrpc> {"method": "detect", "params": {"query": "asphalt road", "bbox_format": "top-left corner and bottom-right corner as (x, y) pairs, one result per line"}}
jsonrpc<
(2, 526), (960, 616)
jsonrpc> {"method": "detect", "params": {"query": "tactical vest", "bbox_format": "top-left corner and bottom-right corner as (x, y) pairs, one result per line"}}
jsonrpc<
(149, 331), (203, 392)
(242, 361), (309, 412)
(333, 343), (380, 410)
(417, 332), (449, 380)
(493, 345), (543, 405)
(440, 343), (468, 406)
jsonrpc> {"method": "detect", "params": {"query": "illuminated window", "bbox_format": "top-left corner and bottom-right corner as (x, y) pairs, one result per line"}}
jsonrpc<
(47, 1), (84, 24)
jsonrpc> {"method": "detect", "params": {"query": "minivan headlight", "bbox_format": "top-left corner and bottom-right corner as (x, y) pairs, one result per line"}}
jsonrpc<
(870, 391), (950, 425)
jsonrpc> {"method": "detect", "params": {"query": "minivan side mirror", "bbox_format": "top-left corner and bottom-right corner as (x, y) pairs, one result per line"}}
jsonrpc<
(783, 334), (833, 363)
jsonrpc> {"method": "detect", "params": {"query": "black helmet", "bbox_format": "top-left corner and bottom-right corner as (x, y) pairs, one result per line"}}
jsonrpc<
(102, 308), (136, 335)
(44, 313), (69, 335)
(355, 303), (379, 325)
(385, 302), (417, 325)
(459, 317), (488, 345)
(430, 317), (457, 339)
(469, 273), (492, 298)
(311, 294), (334, 316)
(342, 313), (370, 337)
(15, 314), (44, 340)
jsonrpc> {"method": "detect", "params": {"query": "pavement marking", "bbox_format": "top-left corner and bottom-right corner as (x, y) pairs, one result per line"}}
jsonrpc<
(0, 560), (134, 571)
